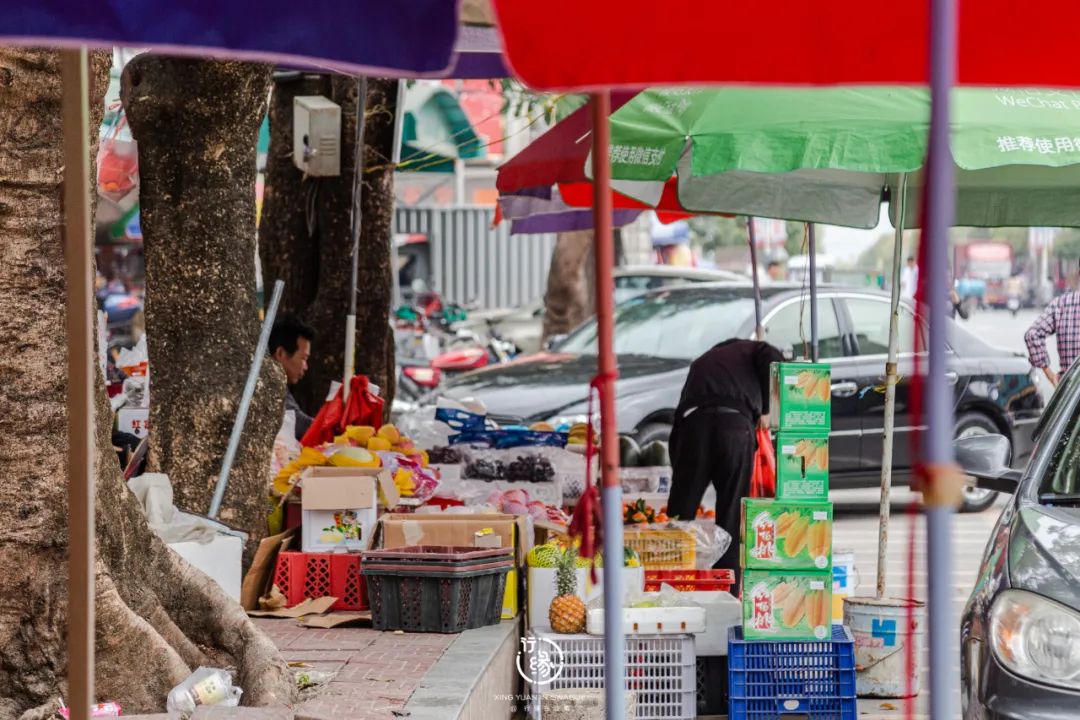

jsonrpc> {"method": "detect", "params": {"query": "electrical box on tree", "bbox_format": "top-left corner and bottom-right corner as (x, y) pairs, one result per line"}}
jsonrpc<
(293, 96), (341, 176)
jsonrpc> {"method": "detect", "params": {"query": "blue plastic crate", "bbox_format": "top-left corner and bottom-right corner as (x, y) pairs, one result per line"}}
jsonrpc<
(728, 624), (857, 720)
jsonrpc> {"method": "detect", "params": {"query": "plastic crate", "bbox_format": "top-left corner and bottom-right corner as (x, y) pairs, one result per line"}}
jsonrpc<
(362, 545), (513, 569)
(697, 655), (728, 716)
(528, 629), (696, 720)
(362, 560), (510, 633)
(272, 551), (367, 611)
(644, 569), (735, 592)
(623, 526), (696, 569)
(727, 625), (857, 720)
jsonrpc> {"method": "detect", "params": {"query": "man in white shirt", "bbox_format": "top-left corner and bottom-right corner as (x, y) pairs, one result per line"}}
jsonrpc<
(900, 256), (919, 300)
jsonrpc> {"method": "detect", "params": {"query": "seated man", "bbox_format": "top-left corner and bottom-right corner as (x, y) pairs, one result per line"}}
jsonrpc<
(269, 314), (315, 440)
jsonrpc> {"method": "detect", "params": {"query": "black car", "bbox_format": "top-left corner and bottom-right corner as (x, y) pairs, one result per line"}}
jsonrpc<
(438, 283), (1044, 512)
(959, 364), (1080, 718)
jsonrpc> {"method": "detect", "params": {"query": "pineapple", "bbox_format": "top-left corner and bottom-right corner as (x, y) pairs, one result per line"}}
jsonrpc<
(549, 546), (587, 633)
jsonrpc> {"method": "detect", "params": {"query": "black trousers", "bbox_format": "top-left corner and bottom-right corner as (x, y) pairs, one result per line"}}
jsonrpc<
(667, 409), (755, 590)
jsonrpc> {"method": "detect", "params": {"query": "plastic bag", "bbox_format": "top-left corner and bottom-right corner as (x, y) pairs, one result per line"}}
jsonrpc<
(271, 411), (302, 479)
(750, 427), (776, 498)
(166, 667), (242, 719)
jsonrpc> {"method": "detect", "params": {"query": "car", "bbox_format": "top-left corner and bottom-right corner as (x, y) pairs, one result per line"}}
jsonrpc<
(466, 265), (749, 355)
(434, 283), (1044, 513)
(958, 364), (1080, 718)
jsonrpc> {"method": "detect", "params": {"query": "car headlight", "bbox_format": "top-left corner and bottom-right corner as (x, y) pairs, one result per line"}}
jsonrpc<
(990, 589), (1080, 689)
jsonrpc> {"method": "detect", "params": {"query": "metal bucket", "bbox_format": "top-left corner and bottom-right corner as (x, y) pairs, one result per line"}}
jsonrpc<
(831, 549), (858, 622)
(843, 596), (925, 698)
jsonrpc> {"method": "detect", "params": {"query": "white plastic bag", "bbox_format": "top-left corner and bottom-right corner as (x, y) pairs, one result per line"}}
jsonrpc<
(271, 410), (302, 479)
(166, 667), (242, 719)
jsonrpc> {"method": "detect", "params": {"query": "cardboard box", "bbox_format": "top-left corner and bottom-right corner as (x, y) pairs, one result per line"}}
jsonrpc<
(775, 432), (830, 499)
(770, 362), (831, 431)
(743, 570), (832, 640)
(169, 534), (243, 602)
(377, 512), (530, 619)
(741, 498), (833, 571)
(300, 467), (396, 553)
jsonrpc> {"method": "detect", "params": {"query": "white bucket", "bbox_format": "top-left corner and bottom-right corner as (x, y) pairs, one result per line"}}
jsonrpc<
(831, 549), (858, 622)
(844, 596), (926, 698)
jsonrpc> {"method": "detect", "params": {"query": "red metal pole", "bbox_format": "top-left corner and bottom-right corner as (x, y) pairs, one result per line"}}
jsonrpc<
(591, 91), (625, 719)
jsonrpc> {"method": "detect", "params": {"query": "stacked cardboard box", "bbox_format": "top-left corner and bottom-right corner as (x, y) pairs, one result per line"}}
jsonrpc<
(741, 362), (835, 640)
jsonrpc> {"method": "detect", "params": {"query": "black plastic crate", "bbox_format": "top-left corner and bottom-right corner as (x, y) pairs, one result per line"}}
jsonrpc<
(362, 561), (510, 633)
(697, 655), (729, 716)
(363, 545), (513, 570)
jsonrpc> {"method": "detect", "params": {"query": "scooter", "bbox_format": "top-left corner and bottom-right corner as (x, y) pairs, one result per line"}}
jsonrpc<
(1007, 294), (1021, 316)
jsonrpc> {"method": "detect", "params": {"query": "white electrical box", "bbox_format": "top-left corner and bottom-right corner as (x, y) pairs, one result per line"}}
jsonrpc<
(293, 95), (341, 176)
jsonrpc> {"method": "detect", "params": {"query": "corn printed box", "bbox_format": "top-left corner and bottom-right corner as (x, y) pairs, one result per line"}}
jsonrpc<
(741, 498), (833, 571)
(743, 570), (833, 640)
(770, 362), (831, 431)
(776, 432), (830, 499)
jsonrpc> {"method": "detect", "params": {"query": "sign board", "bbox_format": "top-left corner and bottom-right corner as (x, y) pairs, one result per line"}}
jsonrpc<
(117, 408), (149, 438)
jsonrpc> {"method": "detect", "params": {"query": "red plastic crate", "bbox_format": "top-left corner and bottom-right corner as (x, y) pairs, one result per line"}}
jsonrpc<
(644, 569), (735, 593)
(272, 551), (368, 611)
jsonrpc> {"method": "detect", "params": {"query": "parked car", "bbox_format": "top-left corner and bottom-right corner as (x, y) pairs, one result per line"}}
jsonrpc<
(465, 265), (749, 355)
(959, 364), (1080, 718)
(433, 283), (1044, 512)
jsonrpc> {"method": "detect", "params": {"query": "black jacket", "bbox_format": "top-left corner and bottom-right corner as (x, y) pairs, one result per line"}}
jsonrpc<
(674, 339), (784, 424)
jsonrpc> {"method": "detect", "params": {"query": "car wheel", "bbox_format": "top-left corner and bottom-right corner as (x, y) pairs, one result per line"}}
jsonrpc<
(955, 412), (1004, 513)
(634, 422), (672, 446)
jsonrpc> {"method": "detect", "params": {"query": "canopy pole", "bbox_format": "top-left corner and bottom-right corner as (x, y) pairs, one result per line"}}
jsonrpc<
(344, 77), (369, 401)
(877, 175), (908, 599)
(748, 218), (764, 337)
(925, 0), (963, 716)
(61, 47), (96, 720)
(591, 91), (625, 720)
(808, 223), (819, 362)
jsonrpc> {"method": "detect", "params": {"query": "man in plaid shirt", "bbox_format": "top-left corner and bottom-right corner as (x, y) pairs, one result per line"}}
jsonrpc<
(1025, 289), (1080, 386)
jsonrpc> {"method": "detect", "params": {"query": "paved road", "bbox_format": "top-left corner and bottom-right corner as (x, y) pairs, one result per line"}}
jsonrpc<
(839, 308), (1037, 718)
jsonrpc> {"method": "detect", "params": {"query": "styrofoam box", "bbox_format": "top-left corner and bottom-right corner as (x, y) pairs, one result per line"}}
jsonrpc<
(684, 590), (741, 656)
(586, 605), (705, 635)
(527, 565), (644, 628)
(528, 628), (696, 720)
(168, 534), (242, 602)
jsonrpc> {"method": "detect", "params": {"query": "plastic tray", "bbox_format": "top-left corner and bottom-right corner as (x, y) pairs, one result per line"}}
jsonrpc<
(362, 561), (510, 633)
(362, 545), (513, 565)
(728, 625), (857, 720)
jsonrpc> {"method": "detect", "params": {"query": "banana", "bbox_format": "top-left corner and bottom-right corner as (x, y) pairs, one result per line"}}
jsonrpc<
(784, 516), (810, 557)
(776, 511), (798, 537)
(782, 587), (807, 627)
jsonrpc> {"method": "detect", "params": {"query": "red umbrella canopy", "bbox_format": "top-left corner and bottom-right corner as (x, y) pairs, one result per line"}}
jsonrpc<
(492, 0), (1080, 90)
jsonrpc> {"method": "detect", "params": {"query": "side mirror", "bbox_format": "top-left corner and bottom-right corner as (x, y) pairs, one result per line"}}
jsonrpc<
(955, 434), (1022, 494)
(545, 334), (568, 351)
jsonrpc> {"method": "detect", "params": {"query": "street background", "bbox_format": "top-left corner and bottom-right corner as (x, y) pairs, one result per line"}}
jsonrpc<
(837, 308), (1047, 718)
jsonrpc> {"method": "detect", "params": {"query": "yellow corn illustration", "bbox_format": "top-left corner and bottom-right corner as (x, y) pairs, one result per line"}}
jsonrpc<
(806, 589), (830, 628)
(782, 586), (807, 627)
(776, 511), (799, 537)
(784, 516), (811, 557)
(807, 521), (830, 559)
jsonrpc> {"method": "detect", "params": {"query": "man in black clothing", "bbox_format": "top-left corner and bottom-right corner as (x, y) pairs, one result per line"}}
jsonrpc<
(667, 338), (784, 587)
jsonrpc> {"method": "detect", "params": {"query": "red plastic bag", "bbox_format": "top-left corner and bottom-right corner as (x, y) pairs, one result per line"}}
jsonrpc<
(750, 427), (776, 498)
(300, 375), (385, 447)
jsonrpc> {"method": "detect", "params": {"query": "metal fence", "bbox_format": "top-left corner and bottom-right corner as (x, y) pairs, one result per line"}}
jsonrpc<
(395, 206), (556, 310)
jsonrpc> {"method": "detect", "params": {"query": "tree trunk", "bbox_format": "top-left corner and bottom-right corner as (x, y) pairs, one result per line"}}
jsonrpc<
(0, 49), (292, 719)
(542, 230), (595, 342)
(259, 75), (396, 417)
(122, 56), (284, 552)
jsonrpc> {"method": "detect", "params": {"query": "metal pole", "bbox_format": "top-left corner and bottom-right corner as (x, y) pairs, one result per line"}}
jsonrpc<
(926, 0), (962, 716)
(61, 47), (95, 720)
(748, 218), (764, 337)
(344, 77), (369, 401)
(209, 279), (285, 519)
(808, 223), (819, 362)
(592, 92), (625, 720)
(877, 175), (908, 598)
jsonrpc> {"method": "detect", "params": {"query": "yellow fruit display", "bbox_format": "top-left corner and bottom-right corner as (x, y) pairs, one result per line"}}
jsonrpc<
(393, 469), (416, 497)
(344, 425), (376, 445)
(377, 424), (401, 444)
(530, 422), (555, 432)
(367, 437), (392, 452)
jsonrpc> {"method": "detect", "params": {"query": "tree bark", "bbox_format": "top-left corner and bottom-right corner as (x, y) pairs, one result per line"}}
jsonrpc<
(122, 56), (285, 551)
(542, 230), (595, 342)
(0, 49), (292, 719)
(259, 75), (396, 416)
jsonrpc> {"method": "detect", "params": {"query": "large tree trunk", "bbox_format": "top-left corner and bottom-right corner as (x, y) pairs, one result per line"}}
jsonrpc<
(122, 56), (284, 551)
(260, 75), (396, 416)
(0, 49), (292, 719)
(542, 229), (595, 342)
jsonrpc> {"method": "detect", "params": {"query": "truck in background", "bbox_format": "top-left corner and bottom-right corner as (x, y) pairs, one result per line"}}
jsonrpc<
(953, 240), (1015, 309)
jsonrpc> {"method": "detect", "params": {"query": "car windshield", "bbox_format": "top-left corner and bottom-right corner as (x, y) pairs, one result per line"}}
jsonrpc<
(557, 289), (755, 360)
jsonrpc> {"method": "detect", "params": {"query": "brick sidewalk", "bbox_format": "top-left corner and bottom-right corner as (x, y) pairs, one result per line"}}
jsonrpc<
(253, 619), (456, 720)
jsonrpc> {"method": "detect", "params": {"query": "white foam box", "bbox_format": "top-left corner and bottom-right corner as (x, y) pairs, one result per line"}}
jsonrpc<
(527, 565), (644, 629)
(168, 534), (243, 602)
(587, 605), (705, 635)
(684, 590), (742, 656)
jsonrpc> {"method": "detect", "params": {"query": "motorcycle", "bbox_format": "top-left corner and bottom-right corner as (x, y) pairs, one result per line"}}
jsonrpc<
(1007, 294), (1021, 316)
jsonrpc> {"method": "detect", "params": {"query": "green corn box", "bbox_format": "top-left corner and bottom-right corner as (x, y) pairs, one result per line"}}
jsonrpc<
(775, 432), (830, 499)
(770, 362), (831, 431)
(743, 569), (833, 640)
(741, 498), (833, 571)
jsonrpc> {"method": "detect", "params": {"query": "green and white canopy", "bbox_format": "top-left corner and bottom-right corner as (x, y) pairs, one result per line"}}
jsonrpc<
(593, 87), (1080, 228)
